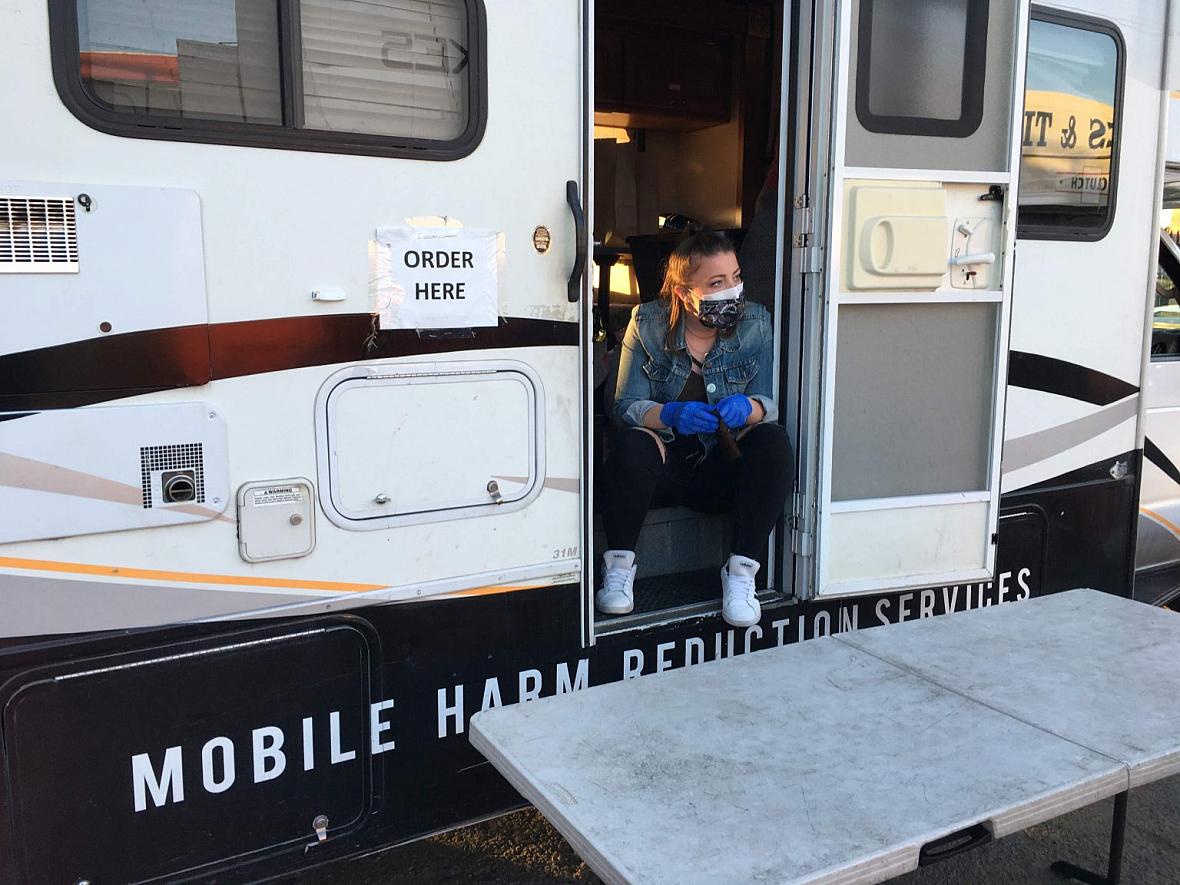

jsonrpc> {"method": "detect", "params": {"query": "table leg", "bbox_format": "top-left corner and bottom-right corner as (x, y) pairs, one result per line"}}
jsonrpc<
(1050, 790), (1128, 885)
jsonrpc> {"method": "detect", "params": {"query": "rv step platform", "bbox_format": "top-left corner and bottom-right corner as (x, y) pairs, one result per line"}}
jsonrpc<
(470, 590), (1180, 885)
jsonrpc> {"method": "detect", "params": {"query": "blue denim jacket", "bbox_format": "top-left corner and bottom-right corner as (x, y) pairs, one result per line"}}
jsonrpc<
(614, 300), (778, 455)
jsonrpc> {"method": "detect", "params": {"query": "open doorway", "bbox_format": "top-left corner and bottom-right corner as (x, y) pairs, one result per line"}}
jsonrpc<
(590, 0), (790, 632)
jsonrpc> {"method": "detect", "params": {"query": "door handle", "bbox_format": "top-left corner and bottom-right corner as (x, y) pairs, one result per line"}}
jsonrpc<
(919, 823), (992, 866)
(949, 251), (996, 267)
(566, 180), (587, 303)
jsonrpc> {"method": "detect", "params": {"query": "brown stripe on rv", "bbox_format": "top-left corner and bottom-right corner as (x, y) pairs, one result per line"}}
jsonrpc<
(0, 315), (576, 410)
(0, 324), (211, 404)
(208, 315), (576, 378)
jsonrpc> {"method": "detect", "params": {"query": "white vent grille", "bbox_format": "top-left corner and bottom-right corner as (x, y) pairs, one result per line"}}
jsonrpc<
(140, 443), (206, 509)
(0, 197), (79, 273)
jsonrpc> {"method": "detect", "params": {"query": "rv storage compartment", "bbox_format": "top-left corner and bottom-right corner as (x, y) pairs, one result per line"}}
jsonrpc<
(0, 621), (377, 883)
(317, 361), (543, 529)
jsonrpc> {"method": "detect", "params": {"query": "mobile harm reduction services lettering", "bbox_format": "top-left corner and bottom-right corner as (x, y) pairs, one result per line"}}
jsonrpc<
(128, 569), (1032, 812)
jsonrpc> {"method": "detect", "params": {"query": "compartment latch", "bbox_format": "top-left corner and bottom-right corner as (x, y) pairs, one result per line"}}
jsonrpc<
(312, 814), (330, 843)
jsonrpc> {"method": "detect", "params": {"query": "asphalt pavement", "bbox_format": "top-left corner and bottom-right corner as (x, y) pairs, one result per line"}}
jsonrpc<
(304, 773), (1180, 884)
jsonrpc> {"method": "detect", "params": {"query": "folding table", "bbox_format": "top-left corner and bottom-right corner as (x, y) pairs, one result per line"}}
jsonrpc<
(470, 590), (1178, 884)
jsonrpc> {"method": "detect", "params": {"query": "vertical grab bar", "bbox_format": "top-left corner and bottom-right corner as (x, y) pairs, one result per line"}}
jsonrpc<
(567, 180), (587, 303)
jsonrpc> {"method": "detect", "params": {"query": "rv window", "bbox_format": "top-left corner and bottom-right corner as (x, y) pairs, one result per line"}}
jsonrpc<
(56, 0), (484, 159)
(74, 0), (284, 125)
(1016, 13), (1122, 240)
(854, 0), (988, 137)
(300, 0), (471, 141)
(1154, 236), (1180, 359)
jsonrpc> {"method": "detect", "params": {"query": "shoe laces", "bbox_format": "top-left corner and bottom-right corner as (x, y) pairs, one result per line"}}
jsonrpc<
(726, 569), (756, 604)
(602, 565), (632, 596)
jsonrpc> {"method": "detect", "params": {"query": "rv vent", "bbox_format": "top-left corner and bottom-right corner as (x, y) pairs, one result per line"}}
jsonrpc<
(140, 443), (205, 508)
(0, 197), (79, 273)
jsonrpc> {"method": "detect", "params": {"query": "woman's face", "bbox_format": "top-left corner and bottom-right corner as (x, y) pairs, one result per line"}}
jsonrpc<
(675, 250), (742, 317)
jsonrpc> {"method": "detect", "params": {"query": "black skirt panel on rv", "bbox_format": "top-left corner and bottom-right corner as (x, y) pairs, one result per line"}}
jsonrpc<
(1002, 449), (1141, 599)
(0, 505), (1065, 883)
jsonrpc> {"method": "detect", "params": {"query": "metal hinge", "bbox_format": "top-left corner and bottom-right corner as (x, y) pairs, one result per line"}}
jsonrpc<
(792, 194), (821, 274)
(790, 491), (814, 557)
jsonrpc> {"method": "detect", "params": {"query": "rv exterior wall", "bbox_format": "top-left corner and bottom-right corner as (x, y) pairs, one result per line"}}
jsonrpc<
(1006, 2), (1164, 493)
(0, 0), (584, 615)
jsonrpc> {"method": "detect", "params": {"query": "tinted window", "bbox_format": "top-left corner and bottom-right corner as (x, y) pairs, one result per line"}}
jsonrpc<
(77, 0), (282, 124)
(64, 0), (482, 157)
(855, 0), (989, 137)
(1017, 15), (1121, 238)
(1154, 235), (1180, 360)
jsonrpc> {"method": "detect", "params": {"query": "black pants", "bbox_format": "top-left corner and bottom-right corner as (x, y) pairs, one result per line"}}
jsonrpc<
(603, 422), (793, 560)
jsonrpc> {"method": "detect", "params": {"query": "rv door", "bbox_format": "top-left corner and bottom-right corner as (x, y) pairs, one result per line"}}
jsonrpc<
(802, 0), (1030, 598)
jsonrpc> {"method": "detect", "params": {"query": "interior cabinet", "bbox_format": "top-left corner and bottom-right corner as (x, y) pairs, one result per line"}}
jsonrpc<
(595, 21), (733, 129)
(596, 25), (624, 108)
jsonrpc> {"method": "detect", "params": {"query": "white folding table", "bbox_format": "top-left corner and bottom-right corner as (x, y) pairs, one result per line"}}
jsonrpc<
(470, 590), (1180, 885)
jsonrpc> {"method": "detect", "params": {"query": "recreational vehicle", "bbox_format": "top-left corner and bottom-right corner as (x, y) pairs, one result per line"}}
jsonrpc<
(0, 0), (1174, 880)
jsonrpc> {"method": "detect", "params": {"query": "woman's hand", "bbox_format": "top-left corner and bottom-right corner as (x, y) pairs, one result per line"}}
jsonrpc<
(659, 401), (720, 434)
(717, 394), (755, 429)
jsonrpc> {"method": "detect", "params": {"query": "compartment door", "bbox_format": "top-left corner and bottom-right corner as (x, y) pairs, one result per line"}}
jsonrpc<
(808, 0), (1029, 598)
(2, 622), (376, 883)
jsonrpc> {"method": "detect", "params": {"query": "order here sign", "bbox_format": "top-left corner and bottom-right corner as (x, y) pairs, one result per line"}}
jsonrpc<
(373, 226), (501, 329)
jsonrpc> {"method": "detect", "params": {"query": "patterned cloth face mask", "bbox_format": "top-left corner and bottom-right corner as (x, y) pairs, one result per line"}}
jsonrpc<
(694, 283), (746, 331)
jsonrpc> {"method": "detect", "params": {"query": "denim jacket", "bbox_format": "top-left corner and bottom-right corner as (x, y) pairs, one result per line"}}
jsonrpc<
(614, 299), (778, 455)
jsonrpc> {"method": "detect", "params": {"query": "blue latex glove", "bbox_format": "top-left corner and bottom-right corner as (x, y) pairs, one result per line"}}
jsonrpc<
(659, 401), (719, 434)
(716, 394), (754, 429)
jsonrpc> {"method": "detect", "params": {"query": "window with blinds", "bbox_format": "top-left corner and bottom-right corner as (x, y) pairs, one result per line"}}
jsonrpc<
(62, 0), (482, 158)
(300, 0), (469, 142)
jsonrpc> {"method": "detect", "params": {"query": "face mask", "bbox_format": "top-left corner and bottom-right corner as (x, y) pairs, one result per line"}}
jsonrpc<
(694, 283), (745, 331)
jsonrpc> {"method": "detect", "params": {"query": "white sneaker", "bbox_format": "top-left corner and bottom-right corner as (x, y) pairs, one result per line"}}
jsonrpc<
(721, 555), (761, 627)
(596, 550), (637, 615)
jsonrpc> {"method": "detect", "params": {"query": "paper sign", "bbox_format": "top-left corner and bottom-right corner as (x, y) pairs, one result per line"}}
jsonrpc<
(373, 227), (501, 329)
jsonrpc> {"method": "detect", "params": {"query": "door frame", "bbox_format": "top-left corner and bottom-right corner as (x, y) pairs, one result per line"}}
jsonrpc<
(581, 0), (596, 647)
(581, 0), (801, 643)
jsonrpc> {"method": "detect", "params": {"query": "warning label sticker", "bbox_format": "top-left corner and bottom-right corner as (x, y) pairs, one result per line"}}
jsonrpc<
(251, 487), (305, 508)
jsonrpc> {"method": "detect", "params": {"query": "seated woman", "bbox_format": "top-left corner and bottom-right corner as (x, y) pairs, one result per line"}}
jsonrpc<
(598, 228), (792, 627)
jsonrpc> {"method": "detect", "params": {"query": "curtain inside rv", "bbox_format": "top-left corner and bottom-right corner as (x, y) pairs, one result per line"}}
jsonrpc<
(299, 0), (470, 140)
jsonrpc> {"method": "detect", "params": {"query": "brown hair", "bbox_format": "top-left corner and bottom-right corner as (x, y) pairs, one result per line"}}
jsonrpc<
(658, 228), (736, 350)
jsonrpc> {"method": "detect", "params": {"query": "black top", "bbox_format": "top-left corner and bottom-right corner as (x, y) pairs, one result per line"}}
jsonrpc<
(677, 369), (708, 403)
